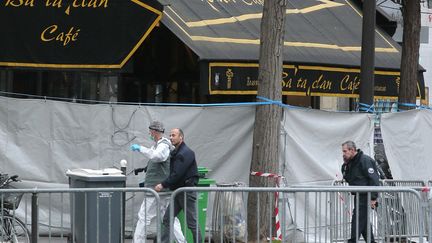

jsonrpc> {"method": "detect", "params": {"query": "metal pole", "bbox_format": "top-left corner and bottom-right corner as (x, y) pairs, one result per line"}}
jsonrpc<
(31, 193), (38, 243)
(120, 159), (127, 243)
(359, 0), (376, 111)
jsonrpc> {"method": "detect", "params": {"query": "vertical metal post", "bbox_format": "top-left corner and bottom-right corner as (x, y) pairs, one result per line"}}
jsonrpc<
(121, 191), (125, 243)
(156, 192), (161, 243)
(120, 160), (127, 243)
(359, 0), (376, 111)
(31, 193), (38, 243)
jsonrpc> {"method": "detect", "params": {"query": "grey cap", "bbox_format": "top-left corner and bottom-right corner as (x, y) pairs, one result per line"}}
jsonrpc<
(149, 121), (165, 133)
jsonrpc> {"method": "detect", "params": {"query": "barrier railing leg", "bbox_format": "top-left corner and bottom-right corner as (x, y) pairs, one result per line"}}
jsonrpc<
(32, 193), (38, 243)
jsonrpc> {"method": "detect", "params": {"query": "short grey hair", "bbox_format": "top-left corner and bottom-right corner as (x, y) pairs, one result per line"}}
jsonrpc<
(342, 140), (356, 150)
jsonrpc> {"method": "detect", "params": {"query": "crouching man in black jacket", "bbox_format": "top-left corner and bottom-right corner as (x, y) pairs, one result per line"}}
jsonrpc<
(341, 141), (380, 243)
(155, 128), (201, 243)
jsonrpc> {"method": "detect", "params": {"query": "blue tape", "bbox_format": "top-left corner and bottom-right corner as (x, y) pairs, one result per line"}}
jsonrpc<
(256, 96), (282, 104)
(396, 102), (431, 111)
(4, 90), (430, 112)
(418, 105), (432, 110)
(0, 90), (274, 107)
(256, 96), (309, 110)
(377, 102), (432, 112)
(358, 102), (375, 113)
(398, 102), (417, 107)
(129, 101), (273, 107)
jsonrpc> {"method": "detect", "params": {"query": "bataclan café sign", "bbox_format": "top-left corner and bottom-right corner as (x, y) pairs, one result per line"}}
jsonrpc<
(0, 0), (162, 69)
(208, 63), (424, 99)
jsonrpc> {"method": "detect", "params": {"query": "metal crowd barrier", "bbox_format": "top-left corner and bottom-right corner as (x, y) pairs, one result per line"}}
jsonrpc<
(167, 186), (425, 243)
(333, 180), (430, 243)
(382, 180), (426, 187)
(383, 180), (430, 239)
(0, 187), (161, 243)
(0, 185), (429, 243)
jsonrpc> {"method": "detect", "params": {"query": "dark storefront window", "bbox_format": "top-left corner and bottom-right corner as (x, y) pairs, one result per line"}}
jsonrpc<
(0, 70), (119, 103)
(0, 23), (202, 104)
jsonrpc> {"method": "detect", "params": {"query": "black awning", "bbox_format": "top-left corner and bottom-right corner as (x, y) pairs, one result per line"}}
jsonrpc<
(0, 0), (162, 69)
(161, 0), (425, 100)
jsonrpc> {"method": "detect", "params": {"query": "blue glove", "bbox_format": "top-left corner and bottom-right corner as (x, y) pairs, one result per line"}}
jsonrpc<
(131, 144), (141, 151)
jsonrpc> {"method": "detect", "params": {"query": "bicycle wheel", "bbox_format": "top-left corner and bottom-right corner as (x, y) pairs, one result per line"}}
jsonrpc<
(0, 215), (30, 243)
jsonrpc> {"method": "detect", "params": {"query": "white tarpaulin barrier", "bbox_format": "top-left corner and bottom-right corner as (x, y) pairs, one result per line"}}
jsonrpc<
(380, 109), (432, 181)
(0, 97), (256, 186)
(0, 95), (376, 233)
(280, 108), (374, 237)
(281, 108), (375, 185)
(0, 96), (376, 188)
(0, 96), (256, 231)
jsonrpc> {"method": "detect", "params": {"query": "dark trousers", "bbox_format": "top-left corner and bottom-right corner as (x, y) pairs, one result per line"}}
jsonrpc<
(161, 191), (202, 243)
(349, 195), (375, 243)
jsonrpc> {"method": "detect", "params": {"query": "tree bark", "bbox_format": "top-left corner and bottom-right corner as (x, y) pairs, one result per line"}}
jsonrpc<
(359, 0), (375, 110)
(247, 0), (286, 241)
(398, 0), (420, 110)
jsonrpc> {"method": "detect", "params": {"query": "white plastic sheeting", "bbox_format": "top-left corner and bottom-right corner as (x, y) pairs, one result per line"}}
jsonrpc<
(0, 96), (377, 188)
(281, 108), (375, 185)
(380, 109), (432, 181)
(0, 96), (256, 232)
(280, 108), (374, 237)
(0, 95), (377, 234)
(0, 96), (255, 187)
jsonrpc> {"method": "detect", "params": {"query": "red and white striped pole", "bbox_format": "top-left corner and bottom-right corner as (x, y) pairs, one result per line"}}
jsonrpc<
(251, 171), (283, 179)
(251, 171), (283, 240)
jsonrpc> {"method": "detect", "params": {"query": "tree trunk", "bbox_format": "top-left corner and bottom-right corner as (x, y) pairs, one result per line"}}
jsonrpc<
(398, 0), (420, 110)
(247, 0), (286, 241)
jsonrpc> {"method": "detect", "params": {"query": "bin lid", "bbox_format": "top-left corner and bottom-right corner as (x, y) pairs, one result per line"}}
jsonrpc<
(198, 178), (216, 186)
(198, 167), (211, 178)
(66, 168), (125, 181)
(198, 167), (209, 173)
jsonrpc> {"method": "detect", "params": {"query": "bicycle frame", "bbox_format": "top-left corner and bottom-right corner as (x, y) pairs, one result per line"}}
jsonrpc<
(0, 174), (30, 243)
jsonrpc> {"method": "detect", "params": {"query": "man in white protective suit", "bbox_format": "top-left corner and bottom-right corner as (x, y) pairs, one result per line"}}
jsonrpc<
(131, 121), (185, 243)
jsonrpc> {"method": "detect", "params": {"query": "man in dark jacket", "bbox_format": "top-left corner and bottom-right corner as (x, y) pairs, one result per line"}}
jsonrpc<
(155, 128), (201, 243)
(341, 141), (380, 243)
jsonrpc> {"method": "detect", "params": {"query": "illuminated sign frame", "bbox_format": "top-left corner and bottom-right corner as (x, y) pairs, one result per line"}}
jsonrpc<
(207, 62), (424, 99)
